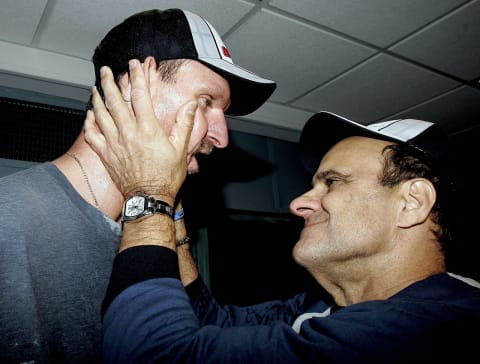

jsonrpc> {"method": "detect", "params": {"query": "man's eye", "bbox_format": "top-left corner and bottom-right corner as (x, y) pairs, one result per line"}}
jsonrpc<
(325, 178), (337, 187)
(199, 97), (212, 107)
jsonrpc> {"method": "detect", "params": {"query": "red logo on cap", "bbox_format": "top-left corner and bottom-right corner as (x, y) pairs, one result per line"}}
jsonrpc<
(222, 46), (231, 58)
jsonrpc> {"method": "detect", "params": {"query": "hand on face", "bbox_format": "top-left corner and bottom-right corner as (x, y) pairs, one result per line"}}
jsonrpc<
(84, 59), (197, 205)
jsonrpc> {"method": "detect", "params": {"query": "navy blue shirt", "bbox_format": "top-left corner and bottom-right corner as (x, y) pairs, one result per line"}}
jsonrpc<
(102, 246), (480, 363)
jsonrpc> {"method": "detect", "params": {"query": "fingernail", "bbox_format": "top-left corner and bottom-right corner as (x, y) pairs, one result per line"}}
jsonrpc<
(198, 97), (207, 108)
(188, 101), (198, 114)
(100, 66), (107, 77)
(128, 59), (138, 69)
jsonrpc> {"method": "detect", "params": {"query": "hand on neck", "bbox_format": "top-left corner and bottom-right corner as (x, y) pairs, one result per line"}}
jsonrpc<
(53, 139), (124, 221)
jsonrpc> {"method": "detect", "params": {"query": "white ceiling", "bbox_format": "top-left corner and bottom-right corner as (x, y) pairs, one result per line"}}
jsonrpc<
(0, 0), (479, 143)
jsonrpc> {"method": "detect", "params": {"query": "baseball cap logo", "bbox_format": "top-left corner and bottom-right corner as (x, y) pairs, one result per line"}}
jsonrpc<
(222, 46), (231, 59)
(183, 9), (276, 115)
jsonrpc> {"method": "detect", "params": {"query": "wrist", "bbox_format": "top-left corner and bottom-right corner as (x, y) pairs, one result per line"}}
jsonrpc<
(176, 236), (190, 247)
(120, 214), (176, 252)
(173, 208), (185, 221)
(125, 187), (176, 207)
(121, 193), (174, 224)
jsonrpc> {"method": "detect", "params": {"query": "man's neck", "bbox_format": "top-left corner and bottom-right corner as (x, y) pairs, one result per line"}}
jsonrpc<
(52, 139), (124, 221)
(312, 246), (445, 307)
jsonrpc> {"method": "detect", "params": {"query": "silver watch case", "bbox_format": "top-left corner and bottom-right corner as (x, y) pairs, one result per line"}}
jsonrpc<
(122, 193), (173, 222)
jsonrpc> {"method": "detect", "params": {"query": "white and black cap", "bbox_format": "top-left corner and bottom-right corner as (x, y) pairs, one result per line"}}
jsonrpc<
(299, 111), (451, 175)
(92, 8), (276, 116)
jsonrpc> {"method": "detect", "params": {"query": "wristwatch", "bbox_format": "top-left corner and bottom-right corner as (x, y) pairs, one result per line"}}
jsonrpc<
(121, 193), (174, 223)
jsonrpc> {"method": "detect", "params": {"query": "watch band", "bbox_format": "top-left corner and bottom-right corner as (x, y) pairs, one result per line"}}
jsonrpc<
(148, 196), (174, 218)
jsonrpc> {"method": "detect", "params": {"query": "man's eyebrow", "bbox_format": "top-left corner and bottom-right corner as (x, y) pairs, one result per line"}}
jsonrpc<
(313, 169), (349, 184)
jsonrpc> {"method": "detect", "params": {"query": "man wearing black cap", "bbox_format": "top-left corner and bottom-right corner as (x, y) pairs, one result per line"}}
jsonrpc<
(87, 63), (480, 363)
(0, 8), (275, 364)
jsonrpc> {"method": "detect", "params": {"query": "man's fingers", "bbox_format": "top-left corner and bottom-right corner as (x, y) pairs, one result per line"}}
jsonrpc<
(171, 101), (197, 153)
(90, 85), (118, 142)
(99, 65), (134, 134)
(128, 59), (156, 128)
(84, 109), (106, 156)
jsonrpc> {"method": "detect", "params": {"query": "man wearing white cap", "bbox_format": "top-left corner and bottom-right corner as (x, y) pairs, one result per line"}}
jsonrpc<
(87, 62), (480, 363)
(0, 8), (275, 363)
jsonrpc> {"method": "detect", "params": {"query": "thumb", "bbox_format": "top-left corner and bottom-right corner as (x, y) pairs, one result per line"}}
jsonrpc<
(171, 100), (197, 152)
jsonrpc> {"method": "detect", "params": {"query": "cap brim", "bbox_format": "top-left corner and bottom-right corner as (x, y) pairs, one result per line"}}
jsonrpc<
(299, 111), (450, 176)
(200, 58), (276, 116)
(299, 111), (400, 174)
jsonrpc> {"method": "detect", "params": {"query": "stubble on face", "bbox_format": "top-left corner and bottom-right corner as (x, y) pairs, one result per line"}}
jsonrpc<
(151, 60), (230, 174)
(292, 137), (394, 276)
(186, 138), (216, 175)
(197, 138), (214, 155)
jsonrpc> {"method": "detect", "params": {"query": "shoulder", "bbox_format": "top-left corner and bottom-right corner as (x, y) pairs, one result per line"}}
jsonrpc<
(447, 272), (480, 288)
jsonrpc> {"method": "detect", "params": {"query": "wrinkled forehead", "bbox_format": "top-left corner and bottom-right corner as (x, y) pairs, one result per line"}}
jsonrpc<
(329, 135), (393, 155)
(318, 136), (393, 170)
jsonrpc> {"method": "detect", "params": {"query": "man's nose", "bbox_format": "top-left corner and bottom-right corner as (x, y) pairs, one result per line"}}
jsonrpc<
(207, 113), (229, 148)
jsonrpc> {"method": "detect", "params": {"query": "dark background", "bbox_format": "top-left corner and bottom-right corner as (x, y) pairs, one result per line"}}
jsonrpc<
(2, 96), (479, 307)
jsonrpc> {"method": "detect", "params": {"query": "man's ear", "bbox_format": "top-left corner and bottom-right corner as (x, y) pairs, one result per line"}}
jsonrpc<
(398, 178), (436, 228)
(142, 56), (157, 74)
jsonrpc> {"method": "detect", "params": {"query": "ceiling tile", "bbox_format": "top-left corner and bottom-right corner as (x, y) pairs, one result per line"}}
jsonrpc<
(0, 0), (48, 44)
(390, 0), (480, 81)
(0, 0), (478, 140)
(242, 101), (314, 131)
(226, 9), (375, 103)
(387, 85), (480, 134)
(269, 0), (467, 47)
(292, 54), (460, 122)
(37, 0), (254, 60)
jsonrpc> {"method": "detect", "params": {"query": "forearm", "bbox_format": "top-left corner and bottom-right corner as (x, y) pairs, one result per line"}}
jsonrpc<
(102, 211), (178, 317)
(103, 201), (198, 315)
(121, 213), (176, 252)
(101, 245), (180, 318)
(174, 215), (199, 286)
(177, 243), (199, 286)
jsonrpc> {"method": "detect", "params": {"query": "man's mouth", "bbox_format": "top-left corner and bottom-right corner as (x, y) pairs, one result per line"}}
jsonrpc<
(197, 139), (214, 155)
(187, 139), (216, 174)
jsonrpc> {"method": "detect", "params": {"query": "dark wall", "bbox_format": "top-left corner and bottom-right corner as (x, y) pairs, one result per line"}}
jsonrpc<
(447, 128), (480, 280)
(2, 94), (479, 304)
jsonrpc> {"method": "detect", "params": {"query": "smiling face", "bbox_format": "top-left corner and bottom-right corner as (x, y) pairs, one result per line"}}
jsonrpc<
(289, 136), (401, 277)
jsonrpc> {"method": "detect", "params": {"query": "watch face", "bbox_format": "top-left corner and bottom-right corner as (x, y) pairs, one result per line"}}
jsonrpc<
(124, 195), (146, 217)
